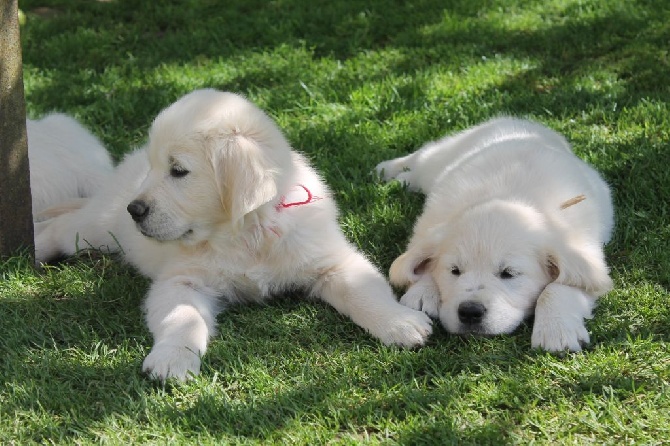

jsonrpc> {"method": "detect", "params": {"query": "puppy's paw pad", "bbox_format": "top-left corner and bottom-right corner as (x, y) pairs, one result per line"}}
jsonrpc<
(531, 319), (590, 352)
(399, 292), (422, 310)
(142, 343), (202, 381)
(399, 288), (439, 318)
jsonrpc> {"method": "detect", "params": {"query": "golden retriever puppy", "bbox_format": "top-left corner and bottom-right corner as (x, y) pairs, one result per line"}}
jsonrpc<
(27, 114), (113, 218)
(375, 117), (614, 352)
(35, 89), (432, 380)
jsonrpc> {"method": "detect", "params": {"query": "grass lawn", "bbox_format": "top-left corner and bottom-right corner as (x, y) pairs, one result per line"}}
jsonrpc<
(2, 0), (669, 443)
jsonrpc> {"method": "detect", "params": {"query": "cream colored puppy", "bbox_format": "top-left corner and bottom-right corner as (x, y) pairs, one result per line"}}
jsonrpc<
(27, 114), (113, 217)
(376, 117), (613, 352)
(36, 89), (432, 380)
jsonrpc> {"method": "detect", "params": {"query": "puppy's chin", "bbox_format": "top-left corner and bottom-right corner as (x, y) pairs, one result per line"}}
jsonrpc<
(449, 322), (518, 337)
(452, 324), (493, 336)
(439, 310), (527, 337)
(137, 223), (195, 242)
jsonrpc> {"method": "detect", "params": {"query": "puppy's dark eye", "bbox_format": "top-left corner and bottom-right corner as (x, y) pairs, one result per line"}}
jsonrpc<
(499, 267), (517, 279)
(451, 266), (461, 276)
(170, 165), (189, 178)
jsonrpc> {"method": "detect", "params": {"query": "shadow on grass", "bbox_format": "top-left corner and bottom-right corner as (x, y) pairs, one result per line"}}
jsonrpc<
(20, 0), (670, 134)
(1, 261), (668, 442)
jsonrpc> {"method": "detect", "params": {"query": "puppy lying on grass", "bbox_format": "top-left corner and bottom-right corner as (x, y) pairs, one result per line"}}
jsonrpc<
(27, 113), (113, 219)
(36, 89), (432, 381)
(376, 117), (614, 351)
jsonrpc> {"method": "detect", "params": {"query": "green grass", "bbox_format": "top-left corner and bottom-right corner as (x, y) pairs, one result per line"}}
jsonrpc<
(2, 0), (670, 443)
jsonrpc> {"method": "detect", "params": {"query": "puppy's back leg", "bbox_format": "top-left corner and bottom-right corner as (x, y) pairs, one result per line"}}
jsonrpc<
(34, 208), (120, 264)
(34, 198), (89, 222)
(311, 243), (432, 347)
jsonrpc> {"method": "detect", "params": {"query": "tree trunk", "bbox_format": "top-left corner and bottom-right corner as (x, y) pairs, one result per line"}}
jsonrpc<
(0, 0), (33, 259)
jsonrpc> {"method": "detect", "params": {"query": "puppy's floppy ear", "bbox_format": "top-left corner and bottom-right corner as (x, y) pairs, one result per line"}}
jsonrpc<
(546, 237), (613, 297)
(389, 227), (444, 287)
(389, 251), (433, 287)
(215, 135), (278, 227)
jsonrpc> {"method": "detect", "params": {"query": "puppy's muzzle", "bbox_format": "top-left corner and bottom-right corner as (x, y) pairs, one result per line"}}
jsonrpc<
(458, 301), (487, 325)
(127, 200), (150, 223)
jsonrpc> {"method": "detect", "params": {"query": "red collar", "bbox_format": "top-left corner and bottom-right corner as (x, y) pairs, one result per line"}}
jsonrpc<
(275, 184), (320, 211)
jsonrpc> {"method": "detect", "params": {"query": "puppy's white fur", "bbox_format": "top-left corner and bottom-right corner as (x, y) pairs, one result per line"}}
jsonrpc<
(26, 114), (114, 217)
(36, 89), (432, 380)
(376, 117), (613, 351)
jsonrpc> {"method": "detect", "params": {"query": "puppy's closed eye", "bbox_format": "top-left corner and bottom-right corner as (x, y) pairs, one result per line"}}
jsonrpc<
(498, 267), (519, 279)
(168, 155), (190, 178)
(170, 165), (189, 178)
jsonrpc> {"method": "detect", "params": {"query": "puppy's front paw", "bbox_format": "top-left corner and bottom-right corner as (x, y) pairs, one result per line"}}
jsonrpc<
(142, 342), (202, 381)
(399, 284), (439, 318)
(375, 307), (433, 348)
(531, 318), (590, 352)
(531, 283), (595, 352)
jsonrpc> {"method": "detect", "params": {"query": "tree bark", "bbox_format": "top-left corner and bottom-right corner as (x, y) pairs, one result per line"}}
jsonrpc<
(0, 0), (33, 259)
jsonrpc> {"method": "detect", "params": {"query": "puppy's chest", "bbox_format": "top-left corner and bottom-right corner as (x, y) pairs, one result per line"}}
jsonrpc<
(203, 242), (313, 302)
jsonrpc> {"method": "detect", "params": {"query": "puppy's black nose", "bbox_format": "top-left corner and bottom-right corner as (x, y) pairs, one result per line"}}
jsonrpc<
(458, 301), (486, 325)
(127, 200), (149, 223)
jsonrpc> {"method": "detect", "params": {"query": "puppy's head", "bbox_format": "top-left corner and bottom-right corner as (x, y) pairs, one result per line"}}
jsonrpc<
(127, 89), (294, 244)
(390, 200), (612, 335)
